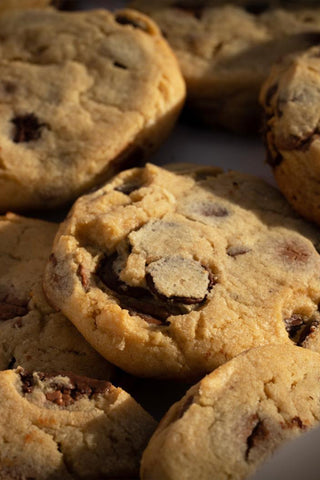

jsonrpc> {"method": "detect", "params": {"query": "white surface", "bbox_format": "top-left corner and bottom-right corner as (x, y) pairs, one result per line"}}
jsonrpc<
(78, 1), (320, 478)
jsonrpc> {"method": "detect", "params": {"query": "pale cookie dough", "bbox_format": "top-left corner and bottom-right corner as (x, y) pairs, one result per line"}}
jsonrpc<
(43, 163), (320, 380)
(0, 213), (113, 378)
(131, 0), (320, 133)
(0, 367), (156, 479)
(0, 7), (185, 211)
(260, 45), (320, 226)
(141, 345), (320, 480)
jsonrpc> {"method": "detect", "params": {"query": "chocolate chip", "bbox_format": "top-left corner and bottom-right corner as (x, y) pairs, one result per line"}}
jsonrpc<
(227, 246), (250, 257)
(244, 2), (270, 14)
(97, 254), (214, 324)
(284, 314), (319, 346)
(19, 370), (112, 406)
(114, 181), (142, 195)
(201, 203), (229, 217)
(113, 61), (127, 70)
(115, 13), (149, 32)
(265, 84), (278, 107)
(77, 264), (90, 292)
(0, 301), (28, 321)
(11, 114), (46, 143)
(279, 240), (311, 264)
(263, 122), (283, 167)
(172, 3), (203, 20)
(19, 370), (36, 394)
(245, 417), (269, 461)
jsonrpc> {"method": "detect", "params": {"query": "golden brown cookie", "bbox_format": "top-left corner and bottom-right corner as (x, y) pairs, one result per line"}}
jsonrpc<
(141, 345), (320, 480)
(0, 367), (156, 479)
(260, 45), (320, 225)
(0, 8), (185, 210)
(44, 163), (320, 380)
(131, 0), (320, 132)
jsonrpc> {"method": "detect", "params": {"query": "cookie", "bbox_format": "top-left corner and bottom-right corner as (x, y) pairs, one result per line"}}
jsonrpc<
(0, 8), (185, 211)
(0, 367), (156, 479)
(0, 213), (113, 378)
(141, 344), (320, 480)
(260, 45), (320, 226)
(0, 0), (59, 14)
(43, 163), (320, 380)
(130, 1), (320, 133)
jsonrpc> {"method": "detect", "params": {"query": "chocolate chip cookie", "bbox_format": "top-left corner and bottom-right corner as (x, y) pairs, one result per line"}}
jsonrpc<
(141, 344), (320, 480)
(44, 163), (320, 380)
(260, 45), (320, 225)
(0, 213), (113, 378)
(0, 7), (185, 211)
(131, 1), (320, 133)
(0, 367), (156, 479)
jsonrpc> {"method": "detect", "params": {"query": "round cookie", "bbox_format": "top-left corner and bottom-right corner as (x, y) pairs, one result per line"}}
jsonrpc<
(260, 45), (320, 226)
(0, 213), (113, 378)
(0, 8), (185, 211)
(141, 345), (320, 480)
(0, 367), (156, 479)
(44, 163), (320, 380)
(130, 0), (320, 133)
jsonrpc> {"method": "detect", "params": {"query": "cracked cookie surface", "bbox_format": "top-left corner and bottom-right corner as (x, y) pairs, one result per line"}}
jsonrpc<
(260, 45), (320, 226)
(0, 7), (185, 211)
(131, 0), (320, 133)
(141, 345), (320, 480)
(43, 163), (320, 380)
(0, 213), (113, 378)
(0, 367), (156, 479)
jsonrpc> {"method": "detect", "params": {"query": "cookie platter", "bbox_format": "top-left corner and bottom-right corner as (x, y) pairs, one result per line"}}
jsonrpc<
(2, 0), (320, 479)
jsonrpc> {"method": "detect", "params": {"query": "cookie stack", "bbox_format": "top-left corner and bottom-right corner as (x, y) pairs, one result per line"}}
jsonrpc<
(1, 1), (320, 480)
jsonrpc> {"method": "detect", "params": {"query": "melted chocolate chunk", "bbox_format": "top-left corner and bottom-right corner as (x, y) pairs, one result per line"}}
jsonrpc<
(115, 13), (149, 32)
(245, 418), (269, 461)
(244, 2), (269, 15)
(284, 314), (319, 346)
(11, 114), (46, 143)
(20, 371), (36, 394)
(97, 254), (214, 324)
(0, 301), (28, 321)
(19, 370), (112, 406)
